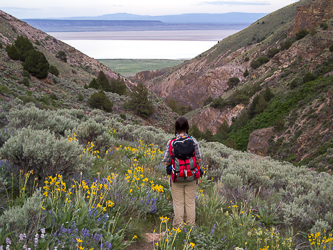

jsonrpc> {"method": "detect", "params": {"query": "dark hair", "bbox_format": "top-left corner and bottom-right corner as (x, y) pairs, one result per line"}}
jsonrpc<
(175, 116), (189, 135)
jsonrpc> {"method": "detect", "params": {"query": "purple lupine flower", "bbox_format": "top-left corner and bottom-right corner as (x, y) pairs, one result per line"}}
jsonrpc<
(105, 241), (112, 249)
(34, 234), (39, 246)
(80, 228), (90, 238)
(211, 224), (216, 234)
(0, 246), (3, 250)
(19, 234), (25, 241)
(5, 238), (11, 245)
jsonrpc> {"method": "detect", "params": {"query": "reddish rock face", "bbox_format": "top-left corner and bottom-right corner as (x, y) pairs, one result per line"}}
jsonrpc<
(289, 0), (333, 37)
(247, 127), (275, 156)
(189, 105), (245, 135)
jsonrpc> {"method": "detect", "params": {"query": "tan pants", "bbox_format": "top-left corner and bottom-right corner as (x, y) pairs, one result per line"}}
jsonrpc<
(170, 179), (198, 228)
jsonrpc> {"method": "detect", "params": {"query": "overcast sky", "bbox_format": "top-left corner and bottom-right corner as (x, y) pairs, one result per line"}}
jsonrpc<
(1, 0), (299, 19)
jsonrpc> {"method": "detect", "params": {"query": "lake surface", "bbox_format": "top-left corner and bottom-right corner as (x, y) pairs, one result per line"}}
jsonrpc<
(49, 30), (240, 59)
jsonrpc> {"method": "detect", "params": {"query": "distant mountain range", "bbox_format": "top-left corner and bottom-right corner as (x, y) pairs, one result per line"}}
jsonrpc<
(60, 12), (267, 24)
(22, 12), (267, 32)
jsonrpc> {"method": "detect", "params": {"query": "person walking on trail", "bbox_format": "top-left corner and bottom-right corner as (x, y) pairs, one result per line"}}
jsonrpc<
(162, 116), (202, 228)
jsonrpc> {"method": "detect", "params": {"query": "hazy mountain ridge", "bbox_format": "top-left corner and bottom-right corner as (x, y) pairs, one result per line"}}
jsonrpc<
(142, 0), (333, 170)
(22, 19), (248, 32)
(52, 12), (267, 24)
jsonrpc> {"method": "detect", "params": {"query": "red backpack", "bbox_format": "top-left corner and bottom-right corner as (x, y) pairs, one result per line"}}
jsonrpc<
(168, 136), (201, 183)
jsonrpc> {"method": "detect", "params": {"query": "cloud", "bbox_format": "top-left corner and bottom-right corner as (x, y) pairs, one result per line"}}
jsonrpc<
(1, 7), (41, 11)
(200, 1), (270, 6)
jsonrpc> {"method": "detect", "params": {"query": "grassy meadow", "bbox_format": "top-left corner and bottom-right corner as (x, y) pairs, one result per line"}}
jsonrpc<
(98, 59), (184, 77)
(1, 105), (333, 249)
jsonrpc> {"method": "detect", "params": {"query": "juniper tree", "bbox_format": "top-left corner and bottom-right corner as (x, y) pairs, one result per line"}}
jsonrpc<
(125, 83), (154, 118)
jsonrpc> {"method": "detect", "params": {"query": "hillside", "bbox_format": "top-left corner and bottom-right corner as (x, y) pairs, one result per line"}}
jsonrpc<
(143, 0), (333, 171)
(0, 10), (176, 130)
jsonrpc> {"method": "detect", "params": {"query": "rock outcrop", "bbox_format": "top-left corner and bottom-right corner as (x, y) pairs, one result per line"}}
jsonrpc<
(288, 0), (333, 37)
(189, 105), (245, 134)
(247, 127), (275, 156)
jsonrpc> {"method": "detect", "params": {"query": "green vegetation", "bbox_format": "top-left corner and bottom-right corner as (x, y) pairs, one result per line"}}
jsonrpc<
(227, 77), (240, 88)
(56, 51), (67, 62)
(110, 77), (127, 95)
(88, 90), (113, 113)
(49, 65), (59, 76)
(267, 48), (280, 58)
(98, 59), (183, 77)
(88, 78), (101, 90)
(1, 108), (333, 249)
(280, 39), (293, 50)
(166, 98), (192, 115)
(330, 44), (333, 52)
(89, 71), (127, 95)
(124, 83), (154, 118)
(296, 29), (309, 40)
(6, 36), (50, 79)
(243, 68), (249, 77)
(250, 56), (270, 69)
(320, 22), (328, 30)
(227, 75), (332, 152)
(78, 92), (84, 101)
(22, 50), (49, 79)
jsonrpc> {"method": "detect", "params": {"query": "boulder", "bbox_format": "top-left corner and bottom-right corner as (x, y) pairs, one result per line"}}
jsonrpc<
(247, 127), (274, 156)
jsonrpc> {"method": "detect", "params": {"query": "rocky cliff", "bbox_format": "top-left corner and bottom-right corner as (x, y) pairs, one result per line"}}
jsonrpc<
(288, 0), (333, 37)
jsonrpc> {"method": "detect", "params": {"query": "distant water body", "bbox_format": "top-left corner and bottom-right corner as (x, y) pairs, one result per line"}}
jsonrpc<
(49, 30), (241, 59)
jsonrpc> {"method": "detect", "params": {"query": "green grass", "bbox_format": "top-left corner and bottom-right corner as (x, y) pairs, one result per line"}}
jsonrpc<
(97, 59), (184, 77)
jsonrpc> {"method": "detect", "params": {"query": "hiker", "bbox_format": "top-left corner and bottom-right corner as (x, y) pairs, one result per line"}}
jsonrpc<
(162, 116), (202, 228)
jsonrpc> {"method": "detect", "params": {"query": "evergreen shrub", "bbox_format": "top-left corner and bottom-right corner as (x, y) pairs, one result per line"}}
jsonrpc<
(320, 22), (328, 30)
(88, 78), (100, 90)
(267, 48), (280, 58)
(56, 51), (67, 62)
(303, 72), (316, 83)
(227, 77), (240, 88)
(14, 35), (34, 60)
(296, 29), (309, 40)
(0, 128), (94, 180)
(49, 65), (59, 76)
(110, 77), (127, 95)
(243, 69), (249, 77)
(22, 50), (49, 79)
(124, 83), (154, 118)
(88, 91), (113, 112)
(119, 114), (126, 120)
(329, 44), (333, 52)
(78, 92), (84, 101)
(97, 71), (112, 92)
(6, 44), (20, 60)
(280, 40), (292, 50)
(250, 56), (269, 69)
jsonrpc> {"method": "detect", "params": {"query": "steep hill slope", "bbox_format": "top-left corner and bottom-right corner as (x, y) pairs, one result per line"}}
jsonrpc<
(144, 0), (333, 170)
(0, 10), (176, 129)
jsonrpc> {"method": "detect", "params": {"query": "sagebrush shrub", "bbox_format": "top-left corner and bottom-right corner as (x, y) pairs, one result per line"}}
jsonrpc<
(7, 107), (78, 136)
(74, 119), (115, 154)
(0, 128), (94, 180)
(0, 190), (44, 240)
